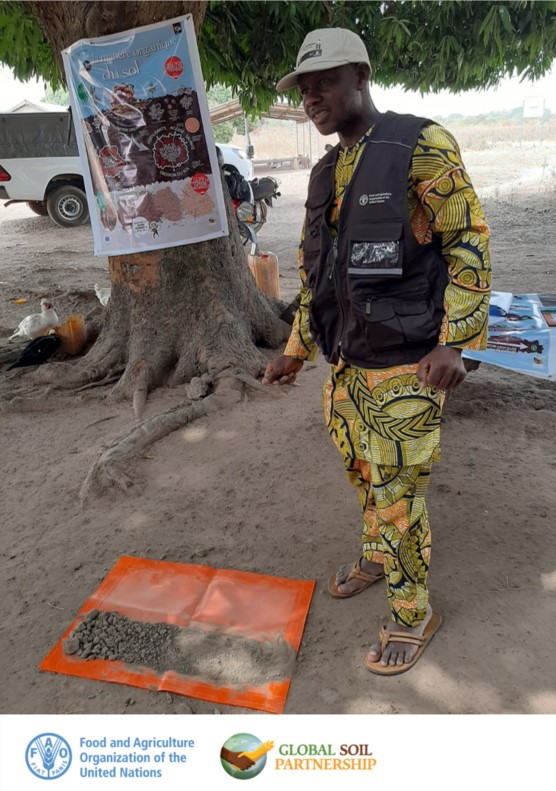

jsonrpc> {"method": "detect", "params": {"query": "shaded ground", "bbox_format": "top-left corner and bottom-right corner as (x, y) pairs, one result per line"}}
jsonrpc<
(1, 152), (555, 715)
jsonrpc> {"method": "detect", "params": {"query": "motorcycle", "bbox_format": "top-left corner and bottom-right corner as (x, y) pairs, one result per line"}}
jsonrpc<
(219, 160), (254, 252)
(219, 150), (280, 253)
(232, 176), (280, 255)
(233, 175), (280, 253)
(249, 175), (281, 234)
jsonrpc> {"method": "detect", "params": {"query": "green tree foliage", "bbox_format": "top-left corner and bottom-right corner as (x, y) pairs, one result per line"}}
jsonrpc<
(0, 0), (58, 85)
(208, 85), (246, 128)
(208, 84), (252, 139)
(200, 0), (556, 110)
(42, 85), (69, 105)
(207, 85), (234, 142)
(207, 83), (233, 106)
(1, 0), (556, 114)
(212, 120), (234, 143)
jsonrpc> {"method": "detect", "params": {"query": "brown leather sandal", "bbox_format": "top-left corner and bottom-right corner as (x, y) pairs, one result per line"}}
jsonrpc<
(365, 611), (443, 675)
(327, 557), (384, 599)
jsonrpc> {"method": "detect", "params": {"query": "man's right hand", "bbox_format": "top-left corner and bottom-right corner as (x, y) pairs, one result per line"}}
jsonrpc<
(262, 355), (304, 385)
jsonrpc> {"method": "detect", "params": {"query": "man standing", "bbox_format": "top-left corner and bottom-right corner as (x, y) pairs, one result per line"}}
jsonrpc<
(263, 28), (491, 675)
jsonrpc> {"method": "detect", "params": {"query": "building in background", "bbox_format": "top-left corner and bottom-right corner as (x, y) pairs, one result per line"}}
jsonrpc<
(4, 99), (67, 113)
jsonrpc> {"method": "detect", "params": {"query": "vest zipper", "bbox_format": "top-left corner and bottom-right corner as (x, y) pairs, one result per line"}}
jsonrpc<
(334, 166), (360, 358)
(328, 238), (338, 280)
(330, 240), (345, 360)
(333, 124), (381, 360)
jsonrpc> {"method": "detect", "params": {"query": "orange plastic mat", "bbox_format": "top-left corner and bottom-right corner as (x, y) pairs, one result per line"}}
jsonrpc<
(40, 556), (315, 714)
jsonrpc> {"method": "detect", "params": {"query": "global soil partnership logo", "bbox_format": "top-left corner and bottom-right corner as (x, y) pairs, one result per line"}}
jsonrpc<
(26, 733), (72, 779)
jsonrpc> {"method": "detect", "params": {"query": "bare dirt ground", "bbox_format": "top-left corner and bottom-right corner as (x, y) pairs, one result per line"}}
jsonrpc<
(1, 143), (555, 716)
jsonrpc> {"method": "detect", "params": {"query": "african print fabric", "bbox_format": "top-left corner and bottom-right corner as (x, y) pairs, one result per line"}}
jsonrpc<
(288, 121), (491, 468)
(324, 363), (439, 625)
(283, 122), (491, 625)
(342, 456), (433, 627)
(323, 364), (444, 467)
(285, 122), (492, 363)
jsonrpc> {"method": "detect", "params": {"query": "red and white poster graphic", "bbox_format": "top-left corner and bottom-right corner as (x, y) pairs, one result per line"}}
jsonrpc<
(164, 56), (184, 80)
(191, 173), (210, 195)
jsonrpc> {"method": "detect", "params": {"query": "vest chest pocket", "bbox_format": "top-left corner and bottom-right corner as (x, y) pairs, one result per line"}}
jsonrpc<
(303, 223), (322, 252)
(348, 220), (403, 280)
(304, 190), (330, 244)
(303, 189), (333, 283)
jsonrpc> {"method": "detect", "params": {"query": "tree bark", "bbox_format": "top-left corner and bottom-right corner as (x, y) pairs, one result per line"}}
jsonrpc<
(24, 0), (290, 404)
(35, 192), (289, 398)
(25, 1), (208, 55)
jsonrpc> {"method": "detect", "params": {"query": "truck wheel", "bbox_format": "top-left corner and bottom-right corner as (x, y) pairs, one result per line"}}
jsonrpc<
(46, 185), (89, 227)
(27, 201), (49, 216)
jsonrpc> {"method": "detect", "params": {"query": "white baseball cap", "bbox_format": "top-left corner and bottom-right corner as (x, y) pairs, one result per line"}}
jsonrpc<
(276, 28), (371, 92)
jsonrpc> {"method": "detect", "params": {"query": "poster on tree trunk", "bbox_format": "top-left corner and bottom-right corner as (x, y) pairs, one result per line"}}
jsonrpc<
(62, 15), (228, 256)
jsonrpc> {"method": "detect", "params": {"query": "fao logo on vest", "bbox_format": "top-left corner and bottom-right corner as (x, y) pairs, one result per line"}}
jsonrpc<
(26, 734), (72, 779)
(358, 192), (391, 206)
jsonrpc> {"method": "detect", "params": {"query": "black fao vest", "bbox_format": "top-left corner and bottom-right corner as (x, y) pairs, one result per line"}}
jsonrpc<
(302, 111), (449, 368)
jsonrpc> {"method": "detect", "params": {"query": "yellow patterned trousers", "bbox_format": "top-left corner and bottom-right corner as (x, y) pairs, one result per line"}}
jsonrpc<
(323, 363), (443, 628)
(343, 458), (432, 627)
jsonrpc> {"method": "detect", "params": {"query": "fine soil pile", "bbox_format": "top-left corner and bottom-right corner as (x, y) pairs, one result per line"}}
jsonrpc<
(1, 152), (555, 715)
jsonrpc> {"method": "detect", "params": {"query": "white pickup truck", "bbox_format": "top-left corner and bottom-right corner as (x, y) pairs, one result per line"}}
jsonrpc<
(0, 111), (89, 227)
(0, 111), (253, 228)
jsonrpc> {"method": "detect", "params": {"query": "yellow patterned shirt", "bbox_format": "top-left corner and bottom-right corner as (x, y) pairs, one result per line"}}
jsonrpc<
(284, 122), (491, 362)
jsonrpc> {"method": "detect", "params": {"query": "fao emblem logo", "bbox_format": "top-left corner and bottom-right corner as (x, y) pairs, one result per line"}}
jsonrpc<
(26, 734), (72, 780)
(359, 194), (369, 206)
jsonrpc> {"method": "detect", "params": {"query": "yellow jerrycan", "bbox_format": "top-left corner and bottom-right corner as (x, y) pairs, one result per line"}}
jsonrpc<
(55, 314), (86, 355)
(247, 250), (281, 299)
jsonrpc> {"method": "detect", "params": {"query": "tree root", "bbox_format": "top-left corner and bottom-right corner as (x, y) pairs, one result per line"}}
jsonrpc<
(0, 340), (27, 366)
(74, 373), (122, 393)
(183, 374), (211, 400)
(80, 394), (218, 503)
(230, 369), (286, 397)
(131, 361), (148, 420)
(0, 371), (126, 412)
(83, 415), (119, 429)
(79, 368), (275, 504)
(0, 395), (81, 413)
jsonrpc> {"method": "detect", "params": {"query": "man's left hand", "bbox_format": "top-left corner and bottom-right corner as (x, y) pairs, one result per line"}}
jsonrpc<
(416, 346), (466, 391)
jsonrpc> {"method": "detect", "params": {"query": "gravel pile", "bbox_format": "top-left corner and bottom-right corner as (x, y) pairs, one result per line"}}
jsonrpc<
(63, 609), (176, 670)
(63, 609), (295, 687)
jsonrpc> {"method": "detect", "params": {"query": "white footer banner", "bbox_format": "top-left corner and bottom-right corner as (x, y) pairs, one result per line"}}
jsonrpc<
(0, 714), (551, 789)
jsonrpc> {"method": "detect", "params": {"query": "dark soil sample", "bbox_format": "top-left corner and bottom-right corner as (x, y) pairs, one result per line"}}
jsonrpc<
(139, 192), (163, 223)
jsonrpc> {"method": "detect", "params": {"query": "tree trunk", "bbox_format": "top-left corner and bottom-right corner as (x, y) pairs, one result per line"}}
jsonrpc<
(25, 0), (290, 403)
(38, 194), (289, 399)
(26, 2), (209, 65)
